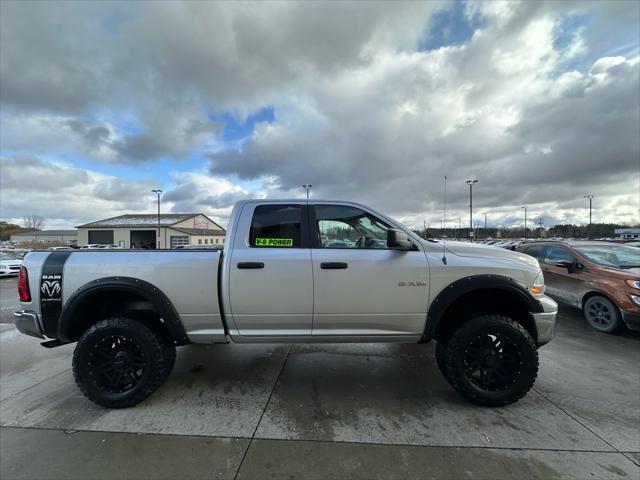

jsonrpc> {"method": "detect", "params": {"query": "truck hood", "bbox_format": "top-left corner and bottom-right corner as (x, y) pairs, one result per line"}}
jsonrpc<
(424, 240), (540, 271)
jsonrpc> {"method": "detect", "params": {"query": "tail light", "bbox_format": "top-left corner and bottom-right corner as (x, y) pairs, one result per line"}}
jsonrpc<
(18, 266), (31, 302)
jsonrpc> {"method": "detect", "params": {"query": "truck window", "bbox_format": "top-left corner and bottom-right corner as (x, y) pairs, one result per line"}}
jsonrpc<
(249, 204), (303, 248)
(314, 205), (390, 249)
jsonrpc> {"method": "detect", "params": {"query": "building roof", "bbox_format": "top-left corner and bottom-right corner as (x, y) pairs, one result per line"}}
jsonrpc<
(11, 230), (77, 237)
(170, 227), (226, 236)
(76, 213), (225, 231)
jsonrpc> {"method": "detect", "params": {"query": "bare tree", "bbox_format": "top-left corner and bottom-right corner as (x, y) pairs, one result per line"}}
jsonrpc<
(23, 215), (44, 230)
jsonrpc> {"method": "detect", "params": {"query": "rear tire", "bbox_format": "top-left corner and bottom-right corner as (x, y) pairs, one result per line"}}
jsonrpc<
(444, 314), (538, 407)
(72, 317), (176, 408)
(583, 296), (622, 333)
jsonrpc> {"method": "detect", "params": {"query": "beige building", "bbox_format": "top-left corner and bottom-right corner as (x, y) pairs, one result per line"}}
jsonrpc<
(10, 230), (78, 244)
(76, 214), (225, 249)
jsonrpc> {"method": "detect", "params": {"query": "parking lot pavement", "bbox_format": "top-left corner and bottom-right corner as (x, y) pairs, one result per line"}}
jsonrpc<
(0, 277), (18, 325)
(1, 306), (639, 479)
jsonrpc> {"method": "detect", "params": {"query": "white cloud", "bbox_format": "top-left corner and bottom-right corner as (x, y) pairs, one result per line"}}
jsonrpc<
(0, 156), (159, 228)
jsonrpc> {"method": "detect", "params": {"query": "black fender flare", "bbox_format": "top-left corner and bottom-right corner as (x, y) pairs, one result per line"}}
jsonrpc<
(423, 274), (543, 341)
(58, 276), (189, 345)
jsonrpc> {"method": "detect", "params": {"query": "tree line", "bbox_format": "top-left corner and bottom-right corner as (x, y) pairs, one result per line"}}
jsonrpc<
(414, 222), (638, 240)
(0, 215), (45, 241)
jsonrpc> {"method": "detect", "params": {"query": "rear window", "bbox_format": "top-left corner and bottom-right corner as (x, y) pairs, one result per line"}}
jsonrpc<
(249, 204), (302, 248)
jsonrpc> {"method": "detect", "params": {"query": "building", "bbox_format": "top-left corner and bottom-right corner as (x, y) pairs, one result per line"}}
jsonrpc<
(10, 230), (78, 244)
(76, 214), (225, 249)
(614, 228), (640, 240)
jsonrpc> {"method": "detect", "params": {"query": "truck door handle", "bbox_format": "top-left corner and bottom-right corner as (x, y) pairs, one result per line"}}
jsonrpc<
(237, 262), (264, 269)
(321, 262), (348, 269)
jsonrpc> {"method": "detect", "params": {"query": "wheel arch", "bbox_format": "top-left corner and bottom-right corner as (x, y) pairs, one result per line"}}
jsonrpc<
(424, 274), (543, 343)
(581, 290), (619, 311)
(58, 277), (189, 345)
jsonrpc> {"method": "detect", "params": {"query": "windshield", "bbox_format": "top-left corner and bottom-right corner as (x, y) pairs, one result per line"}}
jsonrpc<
(0, 252), (19, 261)
(575, 245), (640, 268)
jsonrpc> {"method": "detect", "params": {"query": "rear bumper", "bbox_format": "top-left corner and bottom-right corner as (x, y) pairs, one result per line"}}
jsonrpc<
(622, 311), (640, 332)
(14, 310), (45, 339)
(532, 295), (558, 346)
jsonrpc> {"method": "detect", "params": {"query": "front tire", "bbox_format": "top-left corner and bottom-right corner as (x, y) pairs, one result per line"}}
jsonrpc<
(72, 317), (176, 408)
(583, 295), (622, 333)
(444, 314), (538, 407)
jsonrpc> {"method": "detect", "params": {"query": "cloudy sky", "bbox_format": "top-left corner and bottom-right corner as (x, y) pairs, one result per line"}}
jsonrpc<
(1, 0), (639, 231)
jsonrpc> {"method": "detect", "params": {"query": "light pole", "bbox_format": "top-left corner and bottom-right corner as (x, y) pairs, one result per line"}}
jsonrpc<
(466, 179), (478, 239)
(537, 217), (544, 238)
(522, 205), (528, 240)
(584, 195), (594, 226)
(302, 184), (312, 199)
(482, 212), (487, 238)
(152, 189), (163, 249)
(443, 176), (447, 237)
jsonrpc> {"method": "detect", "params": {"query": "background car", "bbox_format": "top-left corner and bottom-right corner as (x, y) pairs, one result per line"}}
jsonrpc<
(0, 251), (23, 276)
(517, 241), (640, 333)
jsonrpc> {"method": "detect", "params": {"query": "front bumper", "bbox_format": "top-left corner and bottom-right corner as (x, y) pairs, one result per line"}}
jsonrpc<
(14, 310), (45, 339)
(532, 295), (558, 346)
(622, 310), (640, 332)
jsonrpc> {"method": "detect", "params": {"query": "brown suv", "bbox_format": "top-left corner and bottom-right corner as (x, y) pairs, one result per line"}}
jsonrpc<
(517, 241), (640, 333)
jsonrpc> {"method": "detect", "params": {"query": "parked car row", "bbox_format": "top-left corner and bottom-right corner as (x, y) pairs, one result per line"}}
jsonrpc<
(515, 240), (640, 334)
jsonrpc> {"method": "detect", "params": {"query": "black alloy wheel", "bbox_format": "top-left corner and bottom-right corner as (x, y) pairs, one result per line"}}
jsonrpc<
(89, 335), (147, 394)
(462, 332), (520, 392)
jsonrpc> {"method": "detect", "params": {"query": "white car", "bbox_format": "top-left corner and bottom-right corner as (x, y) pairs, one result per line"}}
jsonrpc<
(0, 251), (23, 276)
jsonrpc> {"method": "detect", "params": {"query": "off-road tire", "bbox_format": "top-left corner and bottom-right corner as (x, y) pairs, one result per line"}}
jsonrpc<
(444, 314), (538, 407)
(72, 317), (176, 408)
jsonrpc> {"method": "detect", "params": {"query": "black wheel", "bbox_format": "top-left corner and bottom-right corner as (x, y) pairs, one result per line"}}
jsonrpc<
(72, 317), (176, 408)
(444, 314), (538, 407)
(583, 296), (622, 333)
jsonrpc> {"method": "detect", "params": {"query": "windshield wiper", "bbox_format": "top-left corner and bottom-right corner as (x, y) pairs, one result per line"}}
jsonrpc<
(619, 265), (640, 269)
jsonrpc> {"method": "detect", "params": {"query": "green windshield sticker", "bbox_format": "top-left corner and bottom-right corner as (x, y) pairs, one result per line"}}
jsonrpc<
(255, 238), (294, 247)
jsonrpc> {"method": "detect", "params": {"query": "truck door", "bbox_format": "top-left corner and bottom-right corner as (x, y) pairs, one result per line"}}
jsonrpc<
(228, 203), (313, 336)
(309, 204), (429, 337)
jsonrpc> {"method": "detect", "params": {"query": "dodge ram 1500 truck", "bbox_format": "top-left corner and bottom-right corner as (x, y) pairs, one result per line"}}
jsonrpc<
(15, 199), (557, 408)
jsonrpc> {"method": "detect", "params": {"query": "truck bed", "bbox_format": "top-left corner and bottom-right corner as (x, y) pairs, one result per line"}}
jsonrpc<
(23, 250), (226, 343)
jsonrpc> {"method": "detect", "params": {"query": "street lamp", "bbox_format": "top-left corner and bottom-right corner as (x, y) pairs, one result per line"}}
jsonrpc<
(443, 175), (447, 237)
(302, 184), (313, 199)
(152, 189), (163, 249)
(482, 212), (487, 238)
(466, 179), (478, 239)
(584, 195), (594, 226)
(522, 205), (528, 240)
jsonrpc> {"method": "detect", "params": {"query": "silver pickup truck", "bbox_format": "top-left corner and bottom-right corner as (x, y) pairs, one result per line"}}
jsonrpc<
(15, 199), (557, 408)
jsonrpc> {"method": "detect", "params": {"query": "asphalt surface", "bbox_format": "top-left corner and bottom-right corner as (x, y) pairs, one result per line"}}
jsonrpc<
(0, 278), (638, 479)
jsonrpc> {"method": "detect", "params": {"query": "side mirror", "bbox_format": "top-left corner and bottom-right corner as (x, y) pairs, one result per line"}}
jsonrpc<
(554, 260), (580, 273)
(387, 229), (413, 251)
